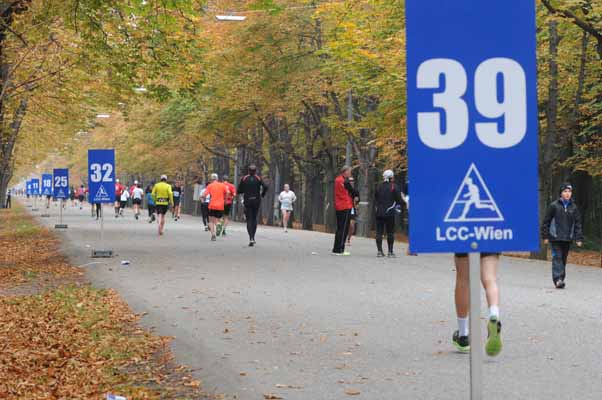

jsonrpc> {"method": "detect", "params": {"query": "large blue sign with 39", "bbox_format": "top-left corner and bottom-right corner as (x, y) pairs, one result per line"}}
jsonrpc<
(406, 0), (539, 253)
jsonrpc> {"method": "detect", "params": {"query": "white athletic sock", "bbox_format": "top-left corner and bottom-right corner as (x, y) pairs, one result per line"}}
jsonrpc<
(489, 305), (500, 320)
(458, 317), (469, 336)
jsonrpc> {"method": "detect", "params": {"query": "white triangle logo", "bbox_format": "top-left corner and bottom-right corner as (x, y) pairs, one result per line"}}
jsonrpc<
(444, 163), (504, 222)
(94, 184), (110, 201)
(58, 189), (65, 197)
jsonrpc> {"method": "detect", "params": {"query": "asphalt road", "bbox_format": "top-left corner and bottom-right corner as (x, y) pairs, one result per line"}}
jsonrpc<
(26, 199), (602, 400)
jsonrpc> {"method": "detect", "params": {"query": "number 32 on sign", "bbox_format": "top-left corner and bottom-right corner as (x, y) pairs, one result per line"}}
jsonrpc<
(88, 149), (116, 204)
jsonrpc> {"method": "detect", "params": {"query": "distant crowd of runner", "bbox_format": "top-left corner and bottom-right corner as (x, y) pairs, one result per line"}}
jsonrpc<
(14, 165), (584, 358)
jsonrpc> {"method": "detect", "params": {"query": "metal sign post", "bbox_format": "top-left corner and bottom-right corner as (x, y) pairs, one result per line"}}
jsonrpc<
(31, 178), (40, 211)
(55, 199), (68, 229)
(100, 205), (105, 249)
(26, 180), (33, 207)
(405, 1), (540, 398)
(88, 149), (115, 258)
(40, 173), (52, 217)
(469, 252), (483, 399)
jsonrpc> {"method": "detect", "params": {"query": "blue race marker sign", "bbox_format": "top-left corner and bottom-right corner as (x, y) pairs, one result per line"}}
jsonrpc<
(41, 174), (53, 196)
(26, 180), (32, 196)
(53, 169), (69, 199)
(31, 178), (40, 196)
(88, 149), (115, 203)
(406, 0), (539, 253)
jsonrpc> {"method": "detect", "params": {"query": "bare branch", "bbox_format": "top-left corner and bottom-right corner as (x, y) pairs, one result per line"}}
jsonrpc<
(541, 0), (602, 57)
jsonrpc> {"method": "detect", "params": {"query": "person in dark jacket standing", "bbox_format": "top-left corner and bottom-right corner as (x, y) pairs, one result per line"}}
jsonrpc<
(332, 166), (354, 256)
(374, 170), (402, 258)
(541, 183), (584, 289)
(238, 164), (269, 247)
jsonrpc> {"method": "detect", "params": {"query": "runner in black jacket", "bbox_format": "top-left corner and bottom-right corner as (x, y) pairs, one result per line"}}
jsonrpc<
(541, 183), (584, 289)
(374, 170), (402, 258)
(238, 165), (269, 247)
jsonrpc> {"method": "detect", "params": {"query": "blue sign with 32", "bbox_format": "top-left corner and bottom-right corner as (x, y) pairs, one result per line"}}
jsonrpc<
(88, 149), (115, 203)
(406, 0), (539, 253)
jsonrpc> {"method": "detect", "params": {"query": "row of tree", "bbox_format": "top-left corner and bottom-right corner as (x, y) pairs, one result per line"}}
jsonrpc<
(5, 1), (602, 256)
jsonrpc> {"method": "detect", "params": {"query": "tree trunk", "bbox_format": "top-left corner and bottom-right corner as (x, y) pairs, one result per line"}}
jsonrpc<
(0, 97), (28, 207)
(532, 20), (560, 260)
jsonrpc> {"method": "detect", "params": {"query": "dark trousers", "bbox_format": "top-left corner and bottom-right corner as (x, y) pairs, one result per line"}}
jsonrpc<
(95, 203), (101, 218)
(551, 241), (571, 283)
(201, 203), (209, 226)
(333, 209), (351, 253)
(5, 196), (10, 208)
(376, 216), (396, 253)
(244, 204), (260, 240)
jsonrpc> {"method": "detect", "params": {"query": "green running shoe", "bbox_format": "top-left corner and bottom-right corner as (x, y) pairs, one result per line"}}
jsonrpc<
(485, 317), (502, 357)
(452, 330), (470, 353)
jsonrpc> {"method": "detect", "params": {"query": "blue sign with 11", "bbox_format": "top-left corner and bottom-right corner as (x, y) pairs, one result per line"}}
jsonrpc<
(31, 178), (40, 196)
(406, 0), (539, 253)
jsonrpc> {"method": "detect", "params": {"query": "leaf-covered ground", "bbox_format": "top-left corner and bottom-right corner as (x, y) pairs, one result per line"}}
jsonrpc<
(0, 206), (211, 399)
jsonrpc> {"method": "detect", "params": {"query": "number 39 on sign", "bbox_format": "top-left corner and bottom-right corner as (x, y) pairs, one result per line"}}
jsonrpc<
(88, 149), (116, 204)
(417, 58), (526, 150)
(406, 0), (540, 254)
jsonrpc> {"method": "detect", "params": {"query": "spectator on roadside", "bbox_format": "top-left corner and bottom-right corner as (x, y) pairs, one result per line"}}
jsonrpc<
(541, 183), (584, 289)
(332, 165), (354, 256)
(374, 170), (402, 258)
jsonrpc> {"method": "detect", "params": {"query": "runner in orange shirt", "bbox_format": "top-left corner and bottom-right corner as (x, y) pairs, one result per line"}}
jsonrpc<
(201, 173), (229, 241)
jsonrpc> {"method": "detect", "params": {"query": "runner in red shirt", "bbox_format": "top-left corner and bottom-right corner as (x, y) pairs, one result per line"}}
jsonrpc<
(114, 179), (125, 218)
(222, 175), (237, 236)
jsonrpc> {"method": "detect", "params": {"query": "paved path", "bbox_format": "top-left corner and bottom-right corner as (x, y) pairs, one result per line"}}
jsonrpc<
(26, 200), (602, 400)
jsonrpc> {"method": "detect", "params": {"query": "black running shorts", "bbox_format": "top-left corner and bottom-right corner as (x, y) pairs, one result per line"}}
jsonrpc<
(208, 209), (224, 218)
(155, 205), (168, 215)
